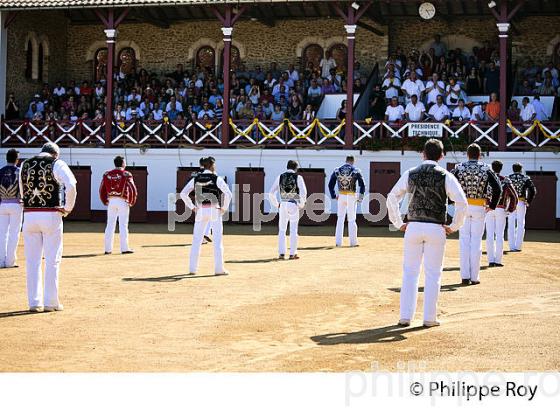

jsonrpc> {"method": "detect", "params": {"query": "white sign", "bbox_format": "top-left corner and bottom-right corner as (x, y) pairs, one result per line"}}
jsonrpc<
(408, 122), (443, 138)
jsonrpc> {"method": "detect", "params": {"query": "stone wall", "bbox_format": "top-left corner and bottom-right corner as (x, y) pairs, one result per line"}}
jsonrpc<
(65, 17), (388, 81)
(388, 15), (560, 65)
(6, 11), (68, 100)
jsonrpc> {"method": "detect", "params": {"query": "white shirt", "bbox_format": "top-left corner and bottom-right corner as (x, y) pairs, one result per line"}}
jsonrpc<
(405, 102), (426, 122)
(446, 83), (462, 106)
(166, 101), (183, 113)
(385, 105), (405, 122)
(452, 106), (471, 120)
(126, 94), (141, 103)
(382, 77), (401, 99)
(520, 103), (536, 122)
(320, 57), (337, 78)
(268, 170), (308, 209)
(428, 103), (450, 121)
(470, 105), (487, 121)
(19, 153), (77, 214)
(531, 100), (548, 121)
(53, 87), (66, 97)
(125, 107), (144, 121)
(386, 160), (467, 231)
(197, 109), (215, 119)
(152, 109), (163, 121)
(180, 170), (232, 211)
(425, 80), (445, 105)
(401, 79), (425, 100)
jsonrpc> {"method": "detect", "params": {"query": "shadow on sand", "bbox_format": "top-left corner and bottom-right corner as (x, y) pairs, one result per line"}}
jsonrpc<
(311, 324), (426, 345)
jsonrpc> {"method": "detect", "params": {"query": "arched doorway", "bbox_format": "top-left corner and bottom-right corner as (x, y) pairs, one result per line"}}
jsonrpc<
(302, 44), (324, 71)
(220, 45), (241, 73)
(554, 43), (560, 66)
(328, 43), (348, 72)
(196, 46), (216, 72)
(94, 48), (108, 83)
(118, 47), (137, 76)
(25, 40), (33, 79)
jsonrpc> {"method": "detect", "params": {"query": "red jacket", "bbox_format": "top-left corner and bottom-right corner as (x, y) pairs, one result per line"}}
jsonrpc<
(99, 168), (137, 206)
(497, 175), (518, 213)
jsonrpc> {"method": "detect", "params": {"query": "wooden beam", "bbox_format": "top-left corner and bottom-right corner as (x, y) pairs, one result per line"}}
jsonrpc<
(356, 20), (385, 36)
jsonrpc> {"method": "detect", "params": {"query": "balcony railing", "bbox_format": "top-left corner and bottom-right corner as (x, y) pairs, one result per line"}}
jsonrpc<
(1, 118), (559, 151)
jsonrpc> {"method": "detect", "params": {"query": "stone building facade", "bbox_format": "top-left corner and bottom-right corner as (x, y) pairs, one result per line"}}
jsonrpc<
(5, 10), (560, 103)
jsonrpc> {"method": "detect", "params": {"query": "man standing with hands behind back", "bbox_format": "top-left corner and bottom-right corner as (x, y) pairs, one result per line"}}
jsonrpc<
(387, 139), (467, 328)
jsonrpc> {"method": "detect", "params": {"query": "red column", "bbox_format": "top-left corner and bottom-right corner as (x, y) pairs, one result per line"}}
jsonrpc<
(221, 24), (233, 148)
(104, 12), (116, 147)
(344, 20), (356, 149)
(497, 20), (510, 151)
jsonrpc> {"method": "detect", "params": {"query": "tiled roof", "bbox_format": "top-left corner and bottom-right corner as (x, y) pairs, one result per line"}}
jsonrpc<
(0, 0), (288, 10)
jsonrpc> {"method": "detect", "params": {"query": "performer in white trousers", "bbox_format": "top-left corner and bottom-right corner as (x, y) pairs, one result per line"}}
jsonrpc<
(269, 160), (308, 259)
(507, 163), (537, 252)
(388, 139), (467, 327)
(192, 159), (213, 245)
(19, 143), (76, 312)
(328, 156), (366, 247)
(99, 156), (137, 254)
(181, 157), (232, 275)
(451, 144), (501, 285)
(485, 161), (518, 267)
(0, 149), (23, 268)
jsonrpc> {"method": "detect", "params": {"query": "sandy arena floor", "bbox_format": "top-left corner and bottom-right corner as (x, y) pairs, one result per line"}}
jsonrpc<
(0, 222), (558, 372)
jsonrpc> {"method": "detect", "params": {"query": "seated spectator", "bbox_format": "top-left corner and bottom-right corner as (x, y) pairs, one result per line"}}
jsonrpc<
(166, 96), (183, 113)
(262, 100), (274, 119)
(452, 99), (471, 121)
(401, 71), (424, 103)
(327, 68), (342, 92)
(427, 95), (450, 122)
(425, 73), (445, 107)
(507, 100), (521, 122)
(152, 102), (163, 121)
(213, 99), (223, 120)
(270, 104), (285, 122)
(197, 102), (215, 119)
(307, 80), (323, 106)
(126, 104), (144, 121)
(516, 79), (534, 96)
(485, 92), (500, 122)
(542, 61), (559, 82)
(445, 77), (462, 107)
(238, 101), (254, 120)
(5, 93), (20, 120)
(466, 67), (481, 95)
(288, 95), (302, 120)
(254, 104), (266, 121)
(336, 100), (347, 122)
(520, 97), (536, 123)
(404, 94), (426, 122)
(537, 78), (557, 96)
(382, 72), (401, 100)
(53, 82), (66, 99)
(114, 103), (126, 123)
(384, 97), (405, 122)
(248, 86), (260, 107)
(470, 102), (487, 121)
(532, 95), (548, 121)
(321, 79), (336, 95)
(302, 104), (315, 122)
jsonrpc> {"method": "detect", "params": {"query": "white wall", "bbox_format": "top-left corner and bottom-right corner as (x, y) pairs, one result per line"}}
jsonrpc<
(3, 147), (560, 217)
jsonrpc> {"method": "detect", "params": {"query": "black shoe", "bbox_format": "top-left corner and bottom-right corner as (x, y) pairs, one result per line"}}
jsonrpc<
(461, 279), (471, 285)
(122, 250), (134, 254)
(489, 262), (496, 267)
(494, 263), (504, 267)
(278, 254), (285, 260)
(470, 280), (481, 285)
(204, 235), (212, 243)
(104, 252), (112, 255)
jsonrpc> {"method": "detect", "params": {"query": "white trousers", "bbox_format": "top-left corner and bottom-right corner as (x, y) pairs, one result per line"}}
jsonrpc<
(400, 222), (446, 323)
(335, 194), (358, 246)
(0, 202), (23, 268)
(104, 197), (131, 253)
(485, 208), (507, 264)
(508, 201), (527, 251)
(23, 212), (63, 308)
(278, 201), (300, 256)
(189, 207), (224, 274)
(459, 205), (486, 281)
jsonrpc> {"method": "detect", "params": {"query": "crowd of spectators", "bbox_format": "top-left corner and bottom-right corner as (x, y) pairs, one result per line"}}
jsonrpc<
(368, 35), (558, 124)
(5, 53), (366, 127)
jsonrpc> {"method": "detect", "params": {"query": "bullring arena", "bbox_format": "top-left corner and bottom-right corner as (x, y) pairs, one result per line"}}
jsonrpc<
(1, 222), (559, 372)
(1, 0), (560, 376)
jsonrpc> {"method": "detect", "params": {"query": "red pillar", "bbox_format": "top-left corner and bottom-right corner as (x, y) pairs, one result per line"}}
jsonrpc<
(344, 17), (356, 149)
(497, 4), (510, 151)
(221, 17), (233, 148)
(104, 11), (116, 147)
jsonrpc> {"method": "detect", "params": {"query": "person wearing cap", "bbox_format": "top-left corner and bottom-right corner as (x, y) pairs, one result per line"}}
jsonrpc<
(19, 142), (77, 312)
(0, 149), (23, 268)
(507, 163), (537, 252)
